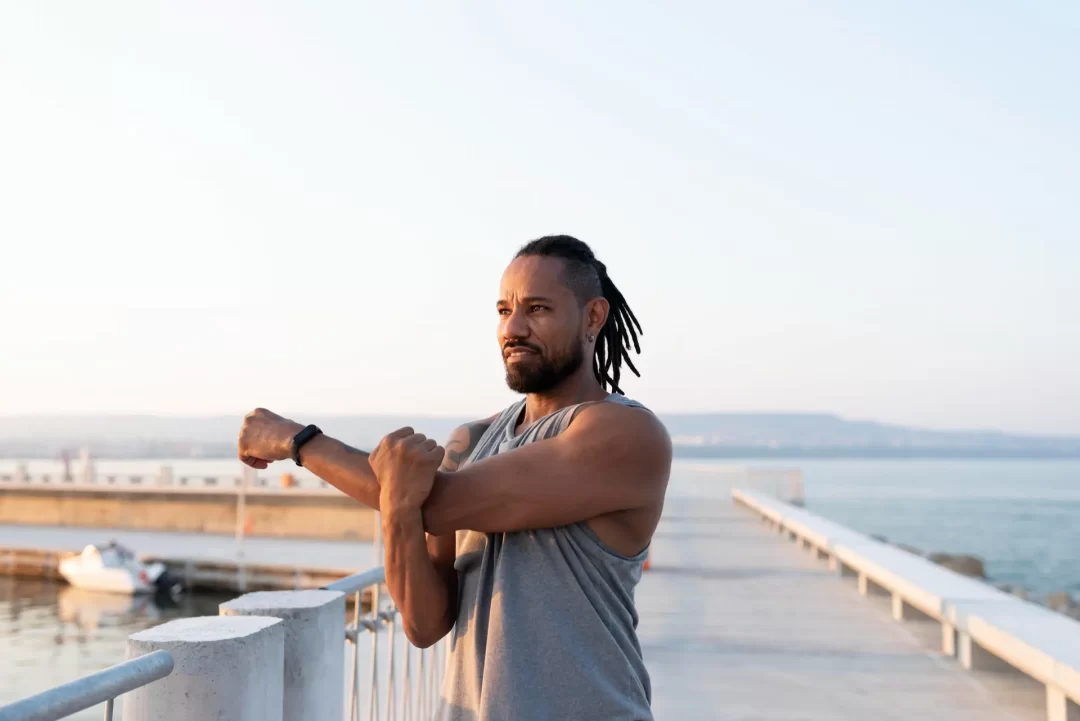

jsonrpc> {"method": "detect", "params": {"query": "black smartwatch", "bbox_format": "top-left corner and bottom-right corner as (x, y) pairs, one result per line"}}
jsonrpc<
(291, 424), (322, 467)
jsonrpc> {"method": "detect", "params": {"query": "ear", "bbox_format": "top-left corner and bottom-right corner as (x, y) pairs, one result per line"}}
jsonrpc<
(584, 297), (609, 339)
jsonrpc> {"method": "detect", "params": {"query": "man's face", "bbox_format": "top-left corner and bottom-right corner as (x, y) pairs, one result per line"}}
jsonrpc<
(497, 256), (587, 394)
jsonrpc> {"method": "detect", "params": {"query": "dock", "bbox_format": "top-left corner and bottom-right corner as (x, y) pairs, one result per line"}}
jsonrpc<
(0, 524), (372, 592)
(639, 494), (1055, 721)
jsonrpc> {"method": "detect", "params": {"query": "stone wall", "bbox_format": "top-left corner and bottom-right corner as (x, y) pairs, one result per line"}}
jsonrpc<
(0, 487), (375, 541)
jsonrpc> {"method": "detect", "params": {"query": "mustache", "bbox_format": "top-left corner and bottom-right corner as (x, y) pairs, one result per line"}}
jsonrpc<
(503, 341), (542, 354)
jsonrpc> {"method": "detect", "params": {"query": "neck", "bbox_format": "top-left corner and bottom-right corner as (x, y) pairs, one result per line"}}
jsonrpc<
(521, 369), (609, 427)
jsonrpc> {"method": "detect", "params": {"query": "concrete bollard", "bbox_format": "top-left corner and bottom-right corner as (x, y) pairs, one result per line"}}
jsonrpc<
(956, 631), (1008, 672)
(124, 616), (285, 721)
(1047, 685), (1080, 721)
(858, 573), (870, 596)
(941, 621), (957, 656)
(220, 589), (346, 721)
(891, 592), (907, 621)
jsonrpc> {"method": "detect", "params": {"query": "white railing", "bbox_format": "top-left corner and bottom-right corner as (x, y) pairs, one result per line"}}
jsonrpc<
(327, 568), (449, 721)
(0, 466), (332, 491)
(0, 492), (446, 721)
(0, 567), (448, 721)
(0, 651), (174, 721)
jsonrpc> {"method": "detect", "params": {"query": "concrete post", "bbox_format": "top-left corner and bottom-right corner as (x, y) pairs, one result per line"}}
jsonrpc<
(220, 590), (346, 721)
(957, 631), (1003, 671)
(79, 448), (95, 484)
(890, 593), (907, 621)
(1047, 685), (1080, 721)
(858, 573), (870, 596)
(14, 463), (27, 484)
(158, 465), (174, 487)
(941, 622), (956, 656)
(124, 616), (284, 721)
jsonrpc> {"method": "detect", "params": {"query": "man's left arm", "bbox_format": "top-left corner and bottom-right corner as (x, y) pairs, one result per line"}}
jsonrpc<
(421, 403), (671, 537)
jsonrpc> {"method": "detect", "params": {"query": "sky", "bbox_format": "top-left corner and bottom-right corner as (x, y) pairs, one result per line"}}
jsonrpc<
(1, 1), (1078, 435)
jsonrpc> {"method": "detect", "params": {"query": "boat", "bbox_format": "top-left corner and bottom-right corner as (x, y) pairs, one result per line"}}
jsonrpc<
(58, 541), (182, 596)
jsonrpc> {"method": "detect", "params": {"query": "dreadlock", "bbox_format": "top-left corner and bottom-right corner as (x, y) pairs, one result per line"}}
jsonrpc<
(514, 235), (643, 394)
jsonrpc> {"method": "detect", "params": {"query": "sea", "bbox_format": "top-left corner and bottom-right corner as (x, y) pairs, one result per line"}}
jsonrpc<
(1, 457), (1078, 714)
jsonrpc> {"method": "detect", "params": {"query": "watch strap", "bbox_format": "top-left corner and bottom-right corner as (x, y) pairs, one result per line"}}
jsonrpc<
(291, 424), (322, 467)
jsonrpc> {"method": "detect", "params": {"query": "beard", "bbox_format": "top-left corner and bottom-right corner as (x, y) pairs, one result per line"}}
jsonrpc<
(504, 338), (586, 394)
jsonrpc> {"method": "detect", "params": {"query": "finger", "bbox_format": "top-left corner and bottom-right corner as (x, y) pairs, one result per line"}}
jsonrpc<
(402, 433), (428, 446)
(420, 438), (438, 452)
(387, 427), (415, 440)
(241, 455), (269, 470)
(429, 445), (446, 462)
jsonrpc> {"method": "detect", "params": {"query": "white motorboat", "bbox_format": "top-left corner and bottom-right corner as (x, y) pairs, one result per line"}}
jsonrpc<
(58, 541), (180, 595)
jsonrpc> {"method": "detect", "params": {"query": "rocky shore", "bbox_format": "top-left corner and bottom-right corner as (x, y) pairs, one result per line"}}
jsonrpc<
(872, 535), (1080, 621)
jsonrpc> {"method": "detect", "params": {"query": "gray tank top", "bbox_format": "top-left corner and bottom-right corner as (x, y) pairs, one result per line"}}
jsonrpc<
(436, 394), (653, 721)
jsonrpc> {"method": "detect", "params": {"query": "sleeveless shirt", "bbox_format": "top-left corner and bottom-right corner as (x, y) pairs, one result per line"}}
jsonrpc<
(435, 394), (654, 721)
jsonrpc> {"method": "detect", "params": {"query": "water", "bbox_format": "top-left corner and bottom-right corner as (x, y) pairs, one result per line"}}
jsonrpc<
(668, 458), (1080, 597)
(1, 458), (1078, 712)
(0, 578), (231, 718)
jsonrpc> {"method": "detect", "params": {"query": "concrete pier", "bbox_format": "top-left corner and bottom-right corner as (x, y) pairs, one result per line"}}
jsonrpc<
(637, 497), (1048, 720)
(0, 483), (374, 541)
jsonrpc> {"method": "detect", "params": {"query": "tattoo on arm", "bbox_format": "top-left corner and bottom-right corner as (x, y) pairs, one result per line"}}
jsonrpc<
(441, 421), (492, 472)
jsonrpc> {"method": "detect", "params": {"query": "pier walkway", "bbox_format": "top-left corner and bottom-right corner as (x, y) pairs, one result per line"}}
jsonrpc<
(639, 495), (1046, 720)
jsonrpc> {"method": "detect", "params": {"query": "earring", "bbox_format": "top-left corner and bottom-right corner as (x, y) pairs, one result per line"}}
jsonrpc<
(587, 333), (595, 342)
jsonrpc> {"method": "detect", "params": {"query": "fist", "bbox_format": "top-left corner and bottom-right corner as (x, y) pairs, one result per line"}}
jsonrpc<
(370, 427), (445, 512)
(238, 408), (304, 469)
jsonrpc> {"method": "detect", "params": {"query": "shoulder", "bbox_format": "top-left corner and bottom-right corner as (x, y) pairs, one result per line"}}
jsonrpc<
(441, 413), (500, 471)
(566, 400), (671, 462)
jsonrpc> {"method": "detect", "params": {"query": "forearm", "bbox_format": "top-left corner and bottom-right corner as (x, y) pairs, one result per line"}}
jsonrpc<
(382, 507), (455, 648)
(297, 434), (381, 509)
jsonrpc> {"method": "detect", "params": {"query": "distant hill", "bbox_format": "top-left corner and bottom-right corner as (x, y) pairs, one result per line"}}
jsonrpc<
(0, 412), (1078, 459)
(662, 413), (1080, 458)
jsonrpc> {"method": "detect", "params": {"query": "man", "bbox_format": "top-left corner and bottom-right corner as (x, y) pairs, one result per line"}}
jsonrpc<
(238, 235), (671, 720)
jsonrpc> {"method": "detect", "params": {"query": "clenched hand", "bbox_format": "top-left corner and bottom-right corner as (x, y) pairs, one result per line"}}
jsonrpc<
(237, 408), (304, 469)
(370, 427), (445, 513)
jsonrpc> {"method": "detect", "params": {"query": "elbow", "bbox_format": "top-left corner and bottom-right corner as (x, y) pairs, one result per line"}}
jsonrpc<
(403, 620), (449, 649)
(400, 604), (454, 649)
